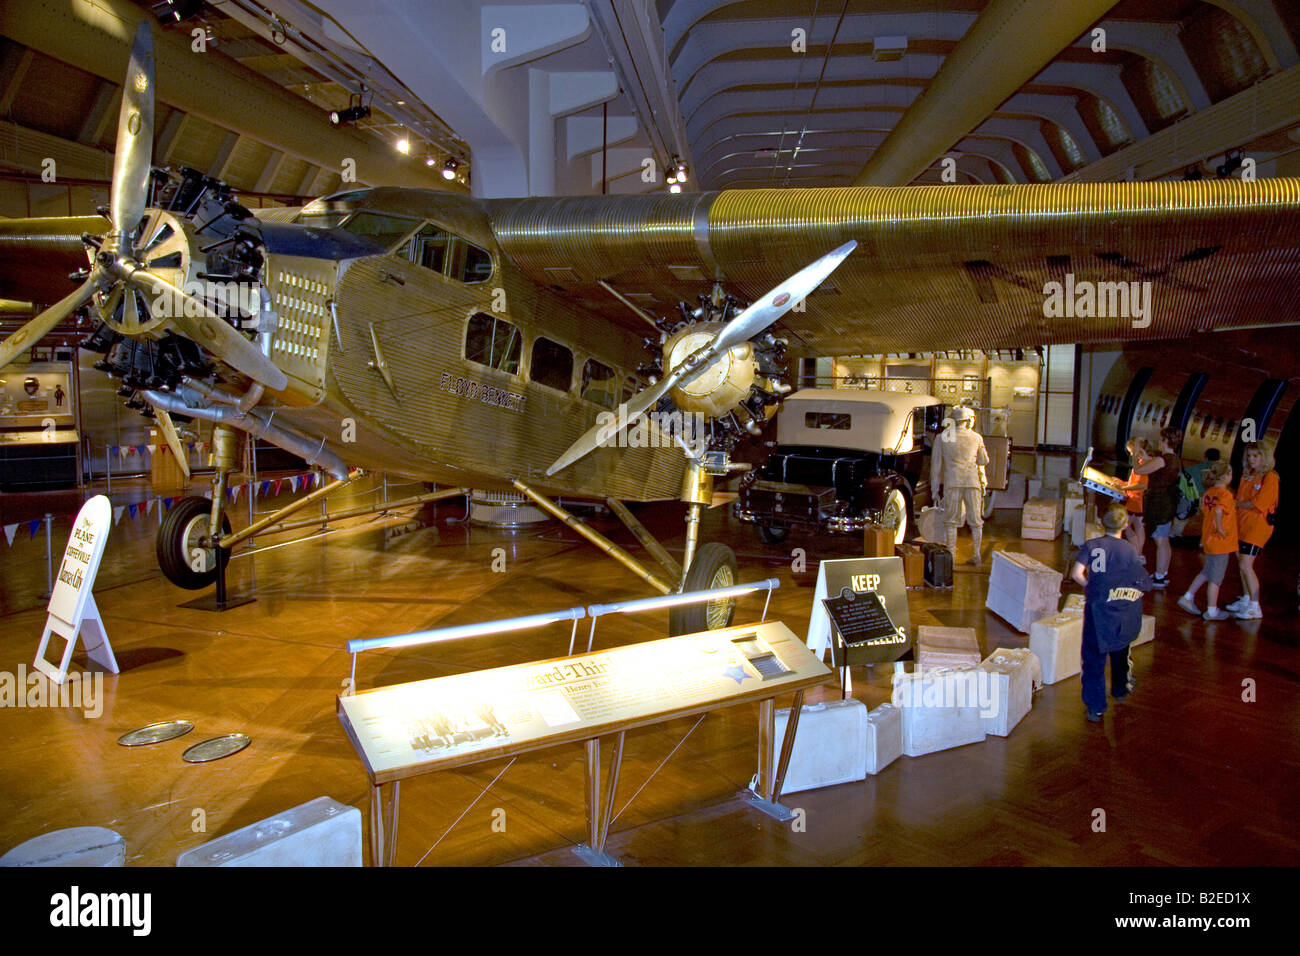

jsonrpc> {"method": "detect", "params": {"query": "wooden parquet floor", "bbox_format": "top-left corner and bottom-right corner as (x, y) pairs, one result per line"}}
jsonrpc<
(1, 476), (1297, 866)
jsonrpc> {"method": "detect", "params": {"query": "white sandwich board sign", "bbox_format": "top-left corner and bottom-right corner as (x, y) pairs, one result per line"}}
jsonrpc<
(33, 495), (118, 685)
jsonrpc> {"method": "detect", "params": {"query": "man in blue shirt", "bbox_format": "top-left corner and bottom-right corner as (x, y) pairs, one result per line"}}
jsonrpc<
(1069, 505), (1154, 722)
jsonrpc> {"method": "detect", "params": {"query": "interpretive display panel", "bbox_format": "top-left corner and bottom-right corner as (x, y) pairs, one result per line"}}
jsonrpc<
(339, 620), (831, 782)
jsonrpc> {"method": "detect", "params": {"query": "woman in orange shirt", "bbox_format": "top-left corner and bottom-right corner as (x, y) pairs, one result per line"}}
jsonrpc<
(1227, 443), (1279, 621)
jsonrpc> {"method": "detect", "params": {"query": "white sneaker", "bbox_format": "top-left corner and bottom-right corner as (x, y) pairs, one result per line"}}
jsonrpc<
(1225, 596), (1249, 612)
(1203, 607), (1230, 621)
(1177, 595), (1200, 615)
(1234, 601), (1262, 620)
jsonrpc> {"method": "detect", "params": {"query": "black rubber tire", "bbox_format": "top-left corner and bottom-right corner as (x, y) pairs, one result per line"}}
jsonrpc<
(669, 542), (739, 636)
(758, 523), (789, 545)
(156, 496), (231, 590)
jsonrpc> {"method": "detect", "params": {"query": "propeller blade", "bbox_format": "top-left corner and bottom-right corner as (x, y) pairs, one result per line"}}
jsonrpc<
(712, 239), (857, 352)
(127, 270), (288, 391)
(546, 374), (680, 476)
(546, 241), (858, 476)
(0, 277), (98, 370)
(110, 21), (155, 242)
(149, 405), (191, 480)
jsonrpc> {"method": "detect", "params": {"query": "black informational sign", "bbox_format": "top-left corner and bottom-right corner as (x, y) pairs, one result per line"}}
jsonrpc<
(807, 556), (913, 666)
(822, 587), (908, 669)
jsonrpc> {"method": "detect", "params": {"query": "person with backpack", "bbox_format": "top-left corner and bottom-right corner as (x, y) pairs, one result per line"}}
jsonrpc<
(1126, 427), (1183, 588)
(1070, 505), (1154, 722)
(1226, 443), (1279, 620)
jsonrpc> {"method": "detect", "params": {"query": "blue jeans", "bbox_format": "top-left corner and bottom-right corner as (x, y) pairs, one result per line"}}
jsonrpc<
(1081, 630), (1132, 714)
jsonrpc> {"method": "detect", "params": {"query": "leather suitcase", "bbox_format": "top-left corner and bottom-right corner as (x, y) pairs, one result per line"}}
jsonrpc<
(864, 523), (894, 557)
(895, 543), (925, 588)
(921, 542), (953, 588)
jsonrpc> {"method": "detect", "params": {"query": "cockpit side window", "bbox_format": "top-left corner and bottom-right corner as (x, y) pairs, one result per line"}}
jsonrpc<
(403, 223), (451, 273)
(465, 312), (521, 375)
(397, 222), (494, 284)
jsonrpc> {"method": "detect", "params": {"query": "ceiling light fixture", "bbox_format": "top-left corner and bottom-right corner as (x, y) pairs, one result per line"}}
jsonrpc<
(151, 0), (206, 24)
(395, 137), (411, 154)
(442, 158), (459, 181)
(329, 104), (370, 126)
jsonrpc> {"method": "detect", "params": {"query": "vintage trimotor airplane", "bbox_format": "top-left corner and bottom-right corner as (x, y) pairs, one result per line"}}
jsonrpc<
(3, 22), (1300, 634)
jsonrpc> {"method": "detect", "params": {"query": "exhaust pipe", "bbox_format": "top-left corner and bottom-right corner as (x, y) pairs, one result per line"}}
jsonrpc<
(142, 387), (349, 478)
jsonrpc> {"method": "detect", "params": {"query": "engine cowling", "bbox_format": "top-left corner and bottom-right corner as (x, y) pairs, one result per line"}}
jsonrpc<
(662, 321), (757, 417)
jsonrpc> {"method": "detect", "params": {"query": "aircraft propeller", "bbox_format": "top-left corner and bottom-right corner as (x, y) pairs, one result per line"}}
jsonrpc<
(0, 21), (286, 391)
(546, 239), (857, 476)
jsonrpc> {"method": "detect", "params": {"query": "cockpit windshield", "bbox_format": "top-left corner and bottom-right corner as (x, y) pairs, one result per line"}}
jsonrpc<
(294, 198), (420, 254)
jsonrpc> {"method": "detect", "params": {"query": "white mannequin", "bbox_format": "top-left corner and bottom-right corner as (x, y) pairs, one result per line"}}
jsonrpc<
(931, 406), (989, 565)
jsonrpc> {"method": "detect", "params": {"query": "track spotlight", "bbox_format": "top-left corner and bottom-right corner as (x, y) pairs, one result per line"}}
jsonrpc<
(1216, 151), (1243, 178)
(395, 137), (410, 154)
(442, 158), (459, 181)
(666, 172), (678, 185)
(152, 0), (206, 24)
(672, 156), (688, 182)
(669, 182), (682, 193)
(330, 105), (370, 126)
(425, 156), (436, 167)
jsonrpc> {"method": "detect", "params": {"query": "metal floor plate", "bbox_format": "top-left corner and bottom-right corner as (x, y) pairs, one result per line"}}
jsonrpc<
(117, 720), (195, 747)
(181, 733), (251, 763)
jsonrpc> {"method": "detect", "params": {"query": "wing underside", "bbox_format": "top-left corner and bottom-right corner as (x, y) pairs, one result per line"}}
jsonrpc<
(487, 179), (1300, 355)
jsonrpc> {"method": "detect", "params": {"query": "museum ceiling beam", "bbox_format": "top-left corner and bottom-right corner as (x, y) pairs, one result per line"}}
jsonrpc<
(1059, 63), (1300, 183)
(0, 0), (445, 189)
(852, 0), (1118, 186)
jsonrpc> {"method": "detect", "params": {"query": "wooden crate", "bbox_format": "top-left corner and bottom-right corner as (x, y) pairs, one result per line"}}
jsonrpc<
(896, 543), (925, 588)
(1021, 498), (1064, 540)
(915, 625), (982, 672)
(1028, 612), (1083, 684)
(986, 551), (1063, 633)
(864, 523), (894, 557)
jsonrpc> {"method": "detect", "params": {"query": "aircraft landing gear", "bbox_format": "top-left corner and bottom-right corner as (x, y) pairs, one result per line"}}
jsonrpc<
(157, 496), (230, 590)
(670, 459), (737, 636)
(513, 461), (740, 637)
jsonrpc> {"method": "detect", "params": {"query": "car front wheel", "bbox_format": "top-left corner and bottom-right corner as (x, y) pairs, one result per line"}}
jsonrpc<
(881, 487), (910, 545)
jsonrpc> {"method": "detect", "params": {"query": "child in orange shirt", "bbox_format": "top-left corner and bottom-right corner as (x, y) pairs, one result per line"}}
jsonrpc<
(1122, 438), (1149, 558)
(1178, 461), (1238, 620)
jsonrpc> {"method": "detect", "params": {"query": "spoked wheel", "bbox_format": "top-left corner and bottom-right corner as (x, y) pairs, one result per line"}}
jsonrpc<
(669, 542), (739, 636)
(882, 487), (910, 545)
(157, 496), (230, 590)
(757, 523), (789, 545)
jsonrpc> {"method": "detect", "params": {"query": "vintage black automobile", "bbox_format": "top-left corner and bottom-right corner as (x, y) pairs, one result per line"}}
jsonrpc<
(734, 389), (947, 544)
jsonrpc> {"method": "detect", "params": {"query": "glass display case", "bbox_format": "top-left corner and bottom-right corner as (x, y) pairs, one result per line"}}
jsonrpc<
(0, 360), (79, 490)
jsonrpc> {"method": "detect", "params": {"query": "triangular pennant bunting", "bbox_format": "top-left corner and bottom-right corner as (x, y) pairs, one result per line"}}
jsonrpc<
(29, 519), (42, 538)
(128, 503), (138, 520)
(163, 497), (173, 511)
(113, 506), (124, 525)
(3, 524), (16, 546)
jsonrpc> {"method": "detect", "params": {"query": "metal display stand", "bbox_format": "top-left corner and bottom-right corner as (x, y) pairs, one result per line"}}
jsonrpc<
(340, 580), (827, 866)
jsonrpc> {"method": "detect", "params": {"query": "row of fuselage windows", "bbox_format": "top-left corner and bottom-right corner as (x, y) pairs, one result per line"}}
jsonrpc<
(466, 312), (633, 409)
(1097, 393), (1238, 442)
